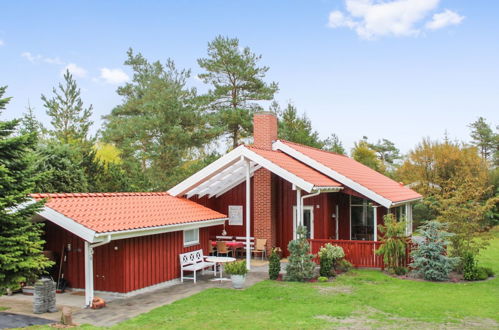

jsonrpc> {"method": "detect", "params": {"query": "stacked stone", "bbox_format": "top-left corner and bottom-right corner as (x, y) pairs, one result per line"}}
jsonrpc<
(33, 278), (57, 314)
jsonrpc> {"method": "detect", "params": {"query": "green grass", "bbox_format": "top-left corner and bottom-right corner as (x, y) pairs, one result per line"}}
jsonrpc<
(115, 227), (499, 329)
(30, 227), (499, 329)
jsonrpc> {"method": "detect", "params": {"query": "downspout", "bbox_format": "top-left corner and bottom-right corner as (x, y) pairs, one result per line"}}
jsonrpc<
(85, 235), (112, 307)
(299, 190), (321, 238)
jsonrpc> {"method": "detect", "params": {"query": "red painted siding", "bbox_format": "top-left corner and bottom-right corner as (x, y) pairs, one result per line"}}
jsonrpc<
(43, 221), (86, 289)
(191, 179), (255, 238)
(44, 221), (212, 293)
(121, 228), (210, 292)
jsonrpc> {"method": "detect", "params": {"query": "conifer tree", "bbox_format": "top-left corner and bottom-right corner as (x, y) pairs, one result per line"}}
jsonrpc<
(198, 36), (278, 149)
(0, 86), (52, 291)
(285, 226), (316, 281)
(42, 70), (93, 144)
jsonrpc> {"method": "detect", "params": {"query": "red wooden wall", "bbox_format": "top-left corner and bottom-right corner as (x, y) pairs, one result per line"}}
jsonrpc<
(43, 221), (211, 293)
(121, 228), (210, 292)
(191, 179), (255, 238)
(43, 221), (86, 289)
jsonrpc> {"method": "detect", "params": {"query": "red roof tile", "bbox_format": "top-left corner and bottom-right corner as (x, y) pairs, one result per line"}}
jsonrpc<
(280, 141), (422, 203)
(247, 146), (342, 188)
(31, 192), (227, 233)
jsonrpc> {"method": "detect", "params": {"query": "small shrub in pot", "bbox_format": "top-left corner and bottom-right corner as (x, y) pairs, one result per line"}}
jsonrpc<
(224, 260), (248, 289)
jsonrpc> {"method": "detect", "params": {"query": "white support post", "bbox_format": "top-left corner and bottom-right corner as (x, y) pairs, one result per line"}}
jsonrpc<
(296, 188), (302, 237)
(335, 204), (339, 240)
(373, 206), (378, 241)
(245, 159), (251, 271)
(84, 241), (94, 307)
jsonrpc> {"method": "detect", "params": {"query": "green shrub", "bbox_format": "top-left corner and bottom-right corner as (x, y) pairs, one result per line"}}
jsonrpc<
(337, 259), (353, 272)
(394, 266), (409, 276)
(482, 267), (495, 277)
(476, 267), (489, 281)
(410, 221), (459, 281)
(318, 244), (344, 277)
(376, 214), (407, 269)
(463, 252), (478, 281)
(317, 276), (328, 283)
(224, 260), (248, 276)
(285, 226), (316, 282)
(268, 248), (281, 280)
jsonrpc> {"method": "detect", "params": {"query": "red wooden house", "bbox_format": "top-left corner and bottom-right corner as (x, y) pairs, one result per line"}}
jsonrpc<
(35, 111), (421, 307)
(33, 193), (227, 306)
(169, 112), (422, 261)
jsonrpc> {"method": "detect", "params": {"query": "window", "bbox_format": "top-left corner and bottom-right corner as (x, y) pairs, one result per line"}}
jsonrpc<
(350, 196), (374, 241)
(183, 228), (199, 247)
(394, 205), (406, 221)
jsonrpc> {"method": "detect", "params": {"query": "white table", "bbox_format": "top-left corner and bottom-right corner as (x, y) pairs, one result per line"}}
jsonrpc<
(205, 256), (236, 281)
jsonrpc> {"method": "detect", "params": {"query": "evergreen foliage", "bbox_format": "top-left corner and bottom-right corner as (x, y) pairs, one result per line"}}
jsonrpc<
(33, 143), (88, 193)
(41, 70), (93, 144)
(468, 117), (497, 162)
(285, 226), (316, 281)
(198, 36), (278, 149)
(268, 248), (281, 280)
(410, 221), (459, 281)
(375, 214), (407, 270)
(323, 133), (346, 155)
(0, 86), (53, 290)
(103, 49), (219, 190)
(275, 102), (323, 148)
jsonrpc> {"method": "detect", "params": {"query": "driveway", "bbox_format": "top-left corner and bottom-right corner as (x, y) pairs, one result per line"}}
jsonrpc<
(0, 312), (52, 329)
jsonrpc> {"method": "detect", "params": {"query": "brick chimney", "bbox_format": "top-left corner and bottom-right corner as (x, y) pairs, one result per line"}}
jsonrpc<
(253, 112), (278, 150)
(252, 112), (277, 253)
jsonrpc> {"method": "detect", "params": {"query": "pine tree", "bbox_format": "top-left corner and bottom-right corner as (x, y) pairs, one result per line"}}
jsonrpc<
(0, 86), (53, 291)
(323, 133), (346, 155)
(198, 36), (278, 149)
(42, 70), (93, 144)
(275, 103), (323, 148)
(468, 117), (496, 161)
(285, 226), (316, 281)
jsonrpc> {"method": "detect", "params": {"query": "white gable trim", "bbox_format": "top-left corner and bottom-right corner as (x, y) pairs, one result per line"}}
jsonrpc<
(38, 206), (97, 243)
(273, 140), (394, 208)
(168, 146), (316, 197)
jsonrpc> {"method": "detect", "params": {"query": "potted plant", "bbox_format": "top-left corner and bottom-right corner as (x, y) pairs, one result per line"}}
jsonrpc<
(224, 260), (248, 289)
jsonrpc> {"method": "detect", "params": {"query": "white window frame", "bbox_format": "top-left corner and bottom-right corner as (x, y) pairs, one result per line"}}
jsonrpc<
(293, 205), (314, 240)
(183, 228), (200, 247)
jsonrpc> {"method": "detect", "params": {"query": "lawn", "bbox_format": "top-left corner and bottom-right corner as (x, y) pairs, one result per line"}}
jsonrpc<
(115, 227), (499, 329)
(27, 227), (499, 329)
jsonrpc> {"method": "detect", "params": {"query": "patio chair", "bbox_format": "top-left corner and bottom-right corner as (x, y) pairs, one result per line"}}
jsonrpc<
(208, 240), (216, 256)
(216, 241), (232, 257)
(252, 238), (267, 260)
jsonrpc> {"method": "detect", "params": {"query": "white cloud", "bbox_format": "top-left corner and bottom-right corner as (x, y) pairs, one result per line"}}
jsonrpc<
(99, 68), (129, 85)
(62, 63), (87, 78)
(425, 9), (464, 30)
(21, 51), (64, 65)
(327, 0), (463, 39)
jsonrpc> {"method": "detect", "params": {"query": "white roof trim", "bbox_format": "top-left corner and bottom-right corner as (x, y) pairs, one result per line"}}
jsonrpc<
(168, 145), (247, 197)
(94, 218), (227, 241)
(168, 145), (316, 197)
(37, 206), (97, 243)
(273, 140), (394, 208)
(38, 205), (227, 243)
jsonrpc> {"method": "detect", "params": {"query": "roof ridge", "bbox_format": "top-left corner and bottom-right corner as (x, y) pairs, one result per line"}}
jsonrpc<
(246, 144), (282, 152)
(277, 139), (349, 158)
(30, 192), (170, 199)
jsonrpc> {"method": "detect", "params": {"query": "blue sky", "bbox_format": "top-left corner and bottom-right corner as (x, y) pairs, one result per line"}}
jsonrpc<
(1, 0), (498, 153)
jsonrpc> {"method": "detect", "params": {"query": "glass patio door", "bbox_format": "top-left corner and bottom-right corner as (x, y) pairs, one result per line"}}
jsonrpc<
(293, 206), (314, 239)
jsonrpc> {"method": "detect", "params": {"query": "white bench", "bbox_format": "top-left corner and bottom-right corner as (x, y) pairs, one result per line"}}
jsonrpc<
(179, 249), (215, 283)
